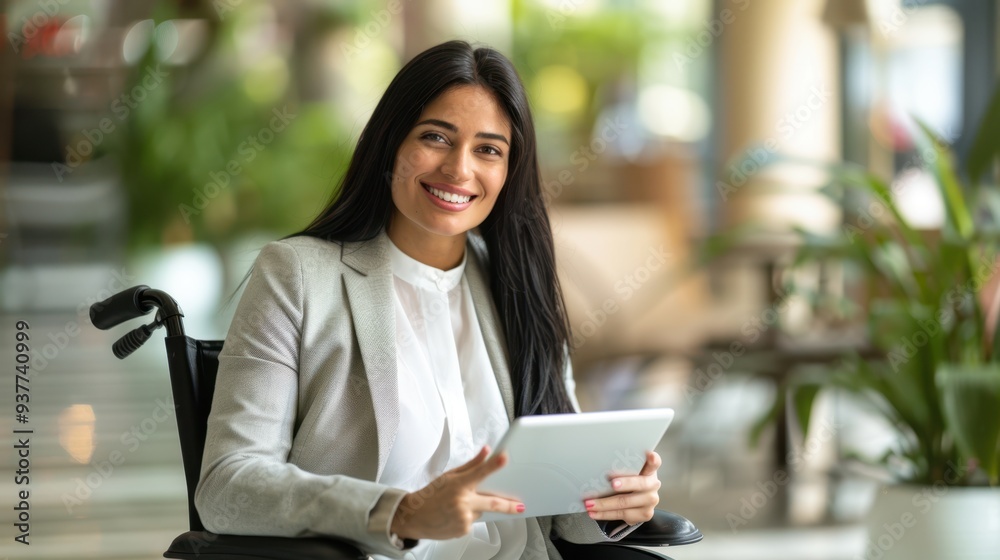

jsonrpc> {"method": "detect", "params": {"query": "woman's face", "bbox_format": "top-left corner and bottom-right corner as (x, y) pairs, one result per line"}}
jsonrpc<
(389, 85), (512, 244)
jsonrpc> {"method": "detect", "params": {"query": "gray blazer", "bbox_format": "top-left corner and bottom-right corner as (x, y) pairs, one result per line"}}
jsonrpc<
(194, 229), (641, 559)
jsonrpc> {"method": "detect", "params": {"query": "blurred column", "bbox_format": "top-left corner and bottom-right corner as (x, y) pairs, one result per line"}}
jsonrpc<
(402, 0), (512, 60)
(716, 0), (841, 233)
(713, 0), (844, 527)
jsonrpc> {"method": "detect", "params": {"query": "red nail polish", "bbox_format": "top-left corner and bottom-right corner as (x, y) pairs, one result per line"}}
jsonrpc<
(516, 504), (525, 513)
(584, 500), (595, 509)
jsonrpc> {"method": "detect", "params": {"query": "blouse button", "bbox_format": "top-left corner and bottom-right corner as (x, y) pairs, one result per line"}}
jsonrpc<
(436, 277), (449, 292)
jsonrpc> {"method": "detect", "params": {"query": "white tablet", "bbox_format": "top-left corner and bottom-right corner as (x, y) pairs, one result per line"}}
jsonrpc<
(476, 408), (674, 522)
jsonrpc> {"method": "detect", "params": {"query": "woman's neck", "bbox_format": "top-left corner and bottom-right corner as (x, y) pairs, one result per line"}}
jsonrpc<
(386, 220), (467, 271)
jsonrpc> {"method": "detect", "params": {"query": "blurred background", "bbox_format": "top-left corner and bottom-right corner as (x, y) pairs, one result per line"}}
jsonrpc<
(1, 0), (998, 559)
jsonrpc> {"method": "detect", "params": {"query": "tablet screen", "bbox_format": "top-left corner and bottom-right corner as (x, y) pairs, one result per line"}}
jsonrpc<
(476, 408), (673, 521)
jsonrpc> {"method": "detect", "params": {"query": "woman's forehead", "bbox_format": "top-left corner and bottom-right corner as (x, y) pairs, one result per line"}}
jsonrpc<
(417, 85), (512, 134)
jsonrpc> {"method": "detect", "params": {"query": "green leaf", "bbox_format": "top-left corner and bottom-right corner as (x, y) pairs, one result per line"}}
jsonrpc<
(913, 120), (974, 242)
(937, 363), (1000, 485)
(967, 84), (1000, 185)
(792, 383), (822, 440)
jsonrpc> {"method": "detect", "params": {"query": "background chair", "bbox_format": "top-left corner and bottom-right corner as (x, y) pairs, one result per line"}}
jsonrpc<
(89, 285), (703, 560)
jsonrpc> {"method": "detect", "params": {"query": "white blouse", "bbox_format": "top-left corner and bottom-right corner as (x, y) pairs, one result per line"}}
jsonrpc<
(373, 233), (528, 560)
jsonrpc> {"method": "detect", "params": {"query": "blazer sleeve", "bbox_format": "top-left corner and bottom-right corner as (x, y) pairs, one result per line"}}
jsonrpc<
(193, 241), (415, 558)
(547, 348), (646, 544)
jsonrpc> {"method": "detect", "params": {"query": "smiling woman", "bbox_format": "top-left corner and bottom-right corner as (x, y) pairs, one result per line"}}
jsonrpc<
(388, 85), (512, 270)
(194, 40), (661, 560)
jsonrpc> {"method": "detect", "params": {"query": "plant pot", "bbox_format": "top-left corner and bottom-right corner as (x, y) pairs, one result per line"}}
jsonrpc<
(862, 484), (1000, 560)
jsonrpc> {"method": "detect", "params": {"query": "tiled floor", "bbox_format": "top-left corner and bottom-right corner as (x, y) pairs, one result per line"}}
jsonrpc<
(0, 311), (869, 560)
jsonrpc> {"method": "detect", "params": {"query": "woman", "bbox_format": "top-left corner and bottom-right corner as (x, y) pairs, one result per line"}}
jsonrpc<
(194, 40), (661, 559)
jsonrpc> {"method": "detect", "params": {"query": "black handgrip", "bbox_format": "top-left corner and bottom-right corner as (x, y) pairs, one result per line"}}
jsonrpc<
(112, 324), (154, 359)
(90, 285), (155, 330)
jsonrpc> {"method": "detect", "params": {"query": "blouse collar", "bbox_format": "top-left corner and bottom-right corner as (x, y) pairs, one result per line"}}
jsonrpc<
(386, 231), (467, 293)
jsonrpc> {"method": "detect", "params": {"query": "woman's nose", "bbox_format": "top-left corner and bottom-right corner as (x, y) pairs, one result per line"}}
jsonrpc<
(440, 147), (472, 181)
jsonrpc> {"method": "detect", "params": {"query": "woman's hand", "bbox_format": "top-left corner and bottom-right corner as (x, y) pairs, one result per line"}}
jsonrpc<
(584, 450), (661, 526)
(390, 445), (524, 541)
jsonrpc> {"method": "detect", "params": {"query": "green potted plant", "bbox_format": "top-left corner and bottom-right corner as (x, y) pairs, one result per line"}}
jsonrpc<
(747, 85), (1000, 558)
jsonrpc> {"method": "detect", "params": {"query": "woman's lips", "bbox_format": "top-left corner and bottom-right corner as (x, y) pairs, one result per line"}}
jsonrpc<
(421, 182), (476, 211)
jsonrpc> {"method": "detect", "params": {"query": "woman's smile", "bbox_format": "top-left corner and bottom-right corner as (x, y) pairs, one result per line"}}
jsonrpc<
(420, 181), (478, 210)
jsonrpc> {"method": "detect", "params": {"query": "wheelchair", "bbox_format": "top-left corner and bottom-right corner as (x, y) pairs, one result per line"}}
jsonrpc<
(89, 284), (703, 560)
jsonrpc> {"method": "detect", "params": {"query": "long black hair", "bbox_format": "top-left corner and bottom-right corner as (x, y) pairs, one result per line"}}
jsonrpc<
(230, 40), (575, 417)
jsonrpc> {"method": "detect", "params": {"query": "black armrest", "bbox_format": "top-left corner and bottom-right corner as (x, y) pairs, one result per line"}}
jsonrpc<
(616, 509), (703, 546)
(164, 530), (366, 560)
(552, 509), (702, 560)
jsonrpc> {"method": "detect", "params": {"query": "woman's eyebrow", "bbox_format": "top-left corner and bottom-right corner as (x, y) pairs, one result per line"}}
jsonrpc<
(415, 118), (509, 146)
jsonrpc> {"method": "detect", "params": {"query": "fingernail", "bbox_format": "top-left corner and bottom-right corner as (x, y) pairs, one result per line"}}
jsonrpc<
(516, 504), (525, 513)
(588, 511), (597, 518)
(584, 500), (595, 509)
(613, 479), (622, 489)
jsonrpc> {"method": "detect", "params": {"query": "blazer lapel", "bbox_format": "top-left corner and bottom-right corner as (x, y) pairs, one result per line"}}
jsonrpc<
(465, 232), (516, 422)
(341, 231), (399, 482)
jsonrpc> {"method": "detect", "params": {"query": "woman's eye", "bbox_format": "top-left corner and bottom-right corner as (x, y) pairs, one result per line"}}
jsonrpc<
(479, 145), (502, 157)
(422, 132), (447, 144)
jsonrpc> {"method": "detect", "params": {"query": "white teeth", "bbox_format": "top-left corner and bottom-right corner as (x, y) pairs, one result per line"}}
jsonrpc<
(427, 185), (471, 204)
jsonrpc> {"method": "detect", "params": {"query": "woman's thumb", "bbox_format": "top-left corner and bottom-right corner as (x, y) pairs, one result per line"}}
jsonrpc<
(452, 445), (490, 474)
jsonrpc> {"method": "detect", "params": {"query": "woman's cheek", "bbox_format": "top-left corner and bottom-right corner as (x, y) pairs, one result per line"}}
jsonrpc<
(394, 144), (427, 180)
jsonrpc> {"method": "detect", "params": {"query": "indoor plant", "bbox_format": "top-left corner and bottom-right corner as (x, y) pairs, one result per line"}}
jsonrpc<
(750, 85), (1000, 558)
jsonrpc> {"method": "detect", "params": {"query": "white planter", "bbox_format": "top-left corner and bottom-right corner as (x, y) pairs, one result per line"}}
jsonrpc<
(862, 484), (1000, 560)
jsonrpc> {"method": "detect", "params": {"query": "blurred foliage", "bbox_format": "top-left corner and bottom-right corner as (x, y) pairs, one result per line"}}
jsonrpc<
(510, 0), (671, 152)
(107, 0), (708, 254)
(109, 2), (357, 256)
(738, 84), (1000, 486)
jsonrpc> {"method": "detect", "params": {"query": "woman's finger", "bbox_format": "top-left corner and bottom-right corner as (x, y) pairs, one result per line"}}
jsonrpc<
(452, 446), (490, 475)
(586, 490), (657, 513)
(471, 493), (525, 516)
(461, 449), (508, 483)
(607, 473), (661, 494)
(638, 451), (661, 477)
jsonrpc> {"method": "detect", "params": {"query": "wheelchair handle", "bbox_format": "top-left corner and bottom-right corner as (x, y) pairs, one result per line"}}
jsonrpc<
(90, 286), (186, 338)
(90, 285), (155, 330)
(113, 322), (157, 359)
